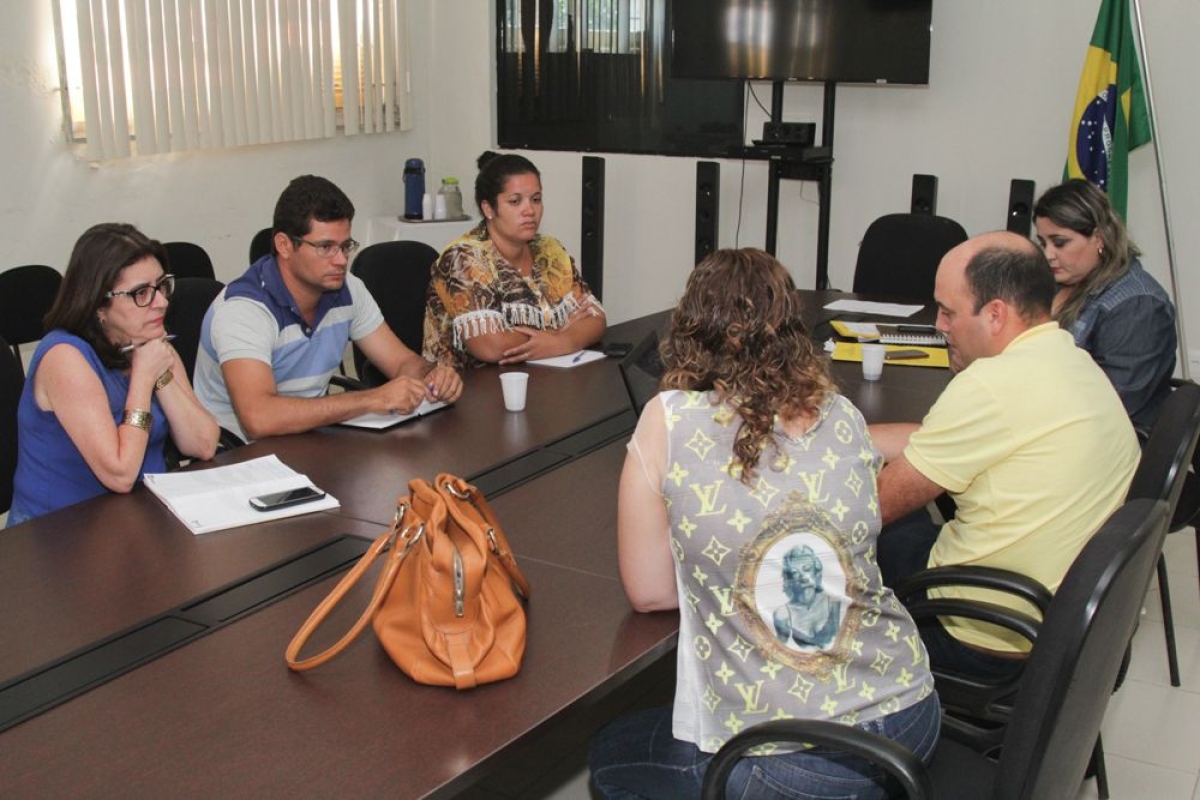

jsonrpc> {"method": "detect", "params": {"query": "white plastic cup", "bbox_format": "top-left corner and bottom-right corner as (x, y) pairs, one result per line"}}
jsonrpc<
(861, 344), (886, 381)
(500, 372), (529, 411)
(433, 193), (448, 220)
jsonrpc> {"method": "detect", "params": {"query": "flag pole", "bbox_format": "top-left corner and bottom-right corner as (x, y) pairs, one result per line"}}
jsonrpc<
(1130, 0), (1190, 380)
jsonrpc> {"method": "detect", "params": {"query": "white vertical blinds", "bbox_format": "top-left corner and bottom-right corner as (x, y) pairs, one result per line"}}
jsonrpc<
(61, 0), (411, 160)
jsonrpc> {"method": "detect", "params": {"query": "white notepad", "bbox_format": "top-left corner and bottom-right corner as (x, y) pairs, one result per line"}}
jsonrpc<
(339, 399), (450, 430)
(143, 455), (339, 535)
(527, 350), (607, 368)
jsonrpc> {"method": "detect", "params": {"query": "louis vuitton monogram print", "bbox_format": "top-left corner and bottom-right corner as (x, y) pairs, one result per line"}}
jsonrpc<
(659, 390), (935, 753)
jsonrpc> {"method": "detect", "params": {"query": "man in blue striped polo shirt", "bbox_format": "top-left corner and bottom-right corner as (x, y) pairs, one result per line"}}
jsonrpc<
(195, 175), (462, 441)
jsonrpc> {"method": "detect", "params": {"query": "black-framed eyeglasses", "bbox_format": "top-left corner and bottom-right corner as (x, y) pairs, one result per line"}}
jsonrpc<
(291, 237), (360, 259)
(106, 274), (176, 307)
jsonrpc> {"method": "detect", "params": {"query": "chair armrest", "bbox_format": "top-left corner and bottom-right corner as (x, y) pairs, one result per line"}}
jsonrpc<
(893, 565), (1053, 615)
(165, 426), (245, 471)
(700, 719), (932, 800)
(329, 373), (369, 393)
(217, 426), (245, 453)
(903, 595), (1039, 733)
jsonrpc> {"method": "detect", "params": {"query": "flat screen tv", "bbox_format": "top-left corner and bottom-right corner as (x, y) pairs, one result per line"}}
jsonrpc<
(671, 0), (933, 85)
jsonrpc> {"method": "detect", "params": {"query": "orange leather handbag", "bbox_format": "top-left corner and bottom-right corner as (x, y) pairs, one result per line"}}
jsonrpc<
(286, 474), (531, 689)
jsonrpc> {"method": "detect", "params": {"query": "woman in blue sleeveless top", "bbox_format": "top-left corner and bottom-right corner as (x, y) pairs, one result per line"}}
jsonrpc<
(7, 223), (219, 525)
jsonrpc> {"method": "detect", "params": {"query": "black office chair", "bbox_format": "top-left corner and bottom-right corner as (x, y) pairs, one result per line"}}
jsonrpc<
(619, 329), (663, 415)
(249, 227), (274, 264)
(0, 335), (23, 515)
(702, 499), (1170, 800)
(160, 278), (243, 469)
(164, 277), (225, 382)
(0, 265), (62, 370)
(350, 240), (439, 386)
(852, 214), (968, 303)
(163, 241), (216, 280)
(1126, 379), (1200, 687)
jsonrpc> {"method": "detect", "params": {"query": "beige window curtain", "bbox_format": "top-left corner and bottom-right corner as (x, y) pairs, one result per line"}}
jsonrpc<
(57, 0), (412, 161)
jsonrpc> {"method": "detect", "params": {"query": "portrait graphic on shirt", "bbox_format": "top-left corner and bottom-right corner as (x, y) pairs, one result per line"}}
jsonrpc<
(773, 543), (841, 649)
(734, 494), (858, 675)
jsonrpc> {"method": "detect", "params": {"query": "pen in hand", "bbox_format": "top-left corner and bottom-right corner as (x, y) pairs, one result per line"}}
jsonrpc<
(120, 334), (177, 354)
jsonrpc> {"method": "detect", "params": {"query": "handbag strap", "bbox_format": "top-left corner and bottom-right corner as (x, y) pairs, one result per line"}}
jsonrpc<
(440, 475), (531, 599)
(285, 505), (424, 671)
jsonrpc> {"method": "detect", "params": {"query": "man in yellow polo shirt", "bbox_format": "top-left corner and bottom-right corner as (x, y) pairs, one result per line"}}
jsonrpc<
(870, 230), (1139, 680)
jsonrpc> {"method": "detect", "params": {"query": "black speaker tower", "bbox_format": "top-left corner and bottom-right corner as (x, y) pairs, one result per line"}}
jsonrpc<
(910, 174), (938, 215)
(695, 161), (720, 265)
(580, 156), (605, 301)
(1007, 179), (1036, 236)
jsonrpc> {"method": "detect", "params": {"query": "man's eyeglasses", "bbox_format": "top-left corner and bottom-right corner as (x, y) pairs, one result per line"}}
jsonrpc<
(106, 274), (176, 307)
(291, 237), (360, 259)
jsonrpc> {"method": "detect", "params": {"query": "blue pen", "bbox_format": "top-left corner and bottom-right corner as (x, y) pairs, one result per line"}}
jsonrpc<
(571, 351), (585, 363)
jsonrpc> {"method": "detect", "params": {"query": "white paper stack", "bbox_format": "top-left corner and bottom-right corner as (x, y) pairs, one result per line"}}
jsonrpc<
(143, 455), (339, 535)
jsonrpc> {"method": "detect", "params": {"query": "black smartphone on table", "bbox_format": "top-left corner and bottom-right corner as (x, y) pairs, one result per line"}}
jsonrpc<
(249, 486), (326, 512)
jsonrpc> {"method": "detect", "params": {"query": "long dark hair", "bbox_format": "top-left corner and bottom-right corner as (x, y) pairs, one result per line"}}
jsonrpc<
(474, 151), (541, 216)
(661, 248), (833, 483)
(1033, 179), (1140, 329)
(44, 222), (168, 369)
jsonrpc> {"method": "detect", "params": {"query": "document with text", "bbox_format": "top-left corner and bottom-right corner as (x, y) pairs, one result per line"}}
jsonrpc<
(143, 455), (339, 534)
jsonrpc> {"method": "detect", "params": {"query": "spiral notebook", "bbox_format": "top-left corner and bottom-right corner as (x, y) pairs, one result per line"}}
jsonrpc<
(829, 320), (945, 347)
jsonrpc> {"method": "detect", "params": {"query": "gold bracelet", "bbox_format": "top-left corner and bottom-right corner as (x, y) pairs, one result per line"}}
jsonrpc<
(155, 369), (174, 391)
(122, 408), (154, 432)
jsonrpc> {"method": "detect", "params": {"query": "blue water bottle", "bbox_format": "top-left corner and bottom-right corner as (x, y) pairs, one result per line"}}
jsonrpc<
(403, 158), (426, 219)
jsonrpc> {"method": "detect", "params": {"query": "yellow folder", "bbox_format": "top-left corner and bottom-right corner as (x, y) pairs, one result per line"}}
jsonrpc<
(830, 341), (949, 369)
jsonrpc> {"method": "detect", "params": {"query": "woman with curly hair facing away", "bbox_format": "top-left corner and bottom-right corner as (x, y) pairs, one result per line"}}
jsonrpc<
(589, 249), (939, 799)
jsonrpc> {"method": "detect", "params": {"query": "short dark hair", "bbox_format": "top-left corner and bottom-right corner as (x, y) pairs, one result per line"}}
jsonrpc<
(474, 151), (540, 215)
(44, 222), (168, 369)
(272, 175), (355, 245)
(964, 243), (1056, 321)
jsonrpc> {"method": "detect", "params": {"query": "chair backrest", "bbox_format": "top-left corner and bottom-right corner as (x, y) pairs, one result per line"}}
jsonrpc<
(619, 329), (663, 415)
(164, 277), (225, 381)
(350, 240), (439, 385)
(995, 498), (1168, 800)
(852, 213), (968, 303)
(0, 335), (24, 514)
(249, 227), (274, 265)
(0, 265), (62, 368)
(1128, 380), (1200, 530)
(162, 241), (216, 280)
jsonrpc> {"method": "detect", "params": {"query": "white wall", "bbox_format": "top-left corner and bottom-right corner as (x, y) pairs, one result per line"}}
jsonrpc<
(424, 0), (1199, 374)
(0, 3), (437, 283)
(2, 1), (1196, 369)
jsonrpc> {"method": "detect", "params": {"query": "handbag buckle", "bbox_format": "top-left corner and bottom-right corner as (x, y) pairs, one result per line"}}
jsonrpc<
(397, 522), (425, 556)
(444, 481), (471, 500)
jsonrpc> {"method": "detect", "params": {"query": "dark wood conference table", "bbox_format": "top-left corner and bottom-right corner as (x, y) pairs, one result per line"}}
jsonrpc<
(0, 294), (949, 798)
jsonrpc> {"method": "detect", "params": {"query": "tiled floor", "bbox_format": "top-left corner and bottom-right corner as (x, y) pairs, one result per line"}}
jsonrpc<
(476, 527), (1200, 800)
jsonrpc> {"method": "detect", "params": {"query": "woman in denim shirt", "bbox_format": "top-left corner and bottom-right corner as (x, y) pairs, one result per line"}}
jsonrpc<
(1034, 179), (1176, 437)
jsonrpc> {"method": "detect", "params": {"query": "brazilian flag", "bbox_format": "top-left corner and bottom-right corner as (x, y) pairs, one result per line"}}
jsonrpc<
(1065, 0), (1152, 218)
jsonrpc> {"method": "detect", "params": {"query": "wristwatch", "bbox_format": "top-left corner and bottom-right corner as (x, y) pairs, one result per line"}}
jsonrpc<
(155, 369), (175, 392)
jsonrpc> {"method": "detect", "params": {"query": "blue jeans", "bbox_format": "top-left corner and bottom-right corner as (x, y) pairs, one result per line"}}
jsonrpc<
(589, 694), (941, 799)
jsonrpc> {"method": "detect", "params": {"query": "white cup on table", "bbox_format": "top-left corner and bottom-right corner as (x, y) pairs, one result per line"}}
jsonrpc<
(860, 344), (887, 381)
(500, 372), (529, 412)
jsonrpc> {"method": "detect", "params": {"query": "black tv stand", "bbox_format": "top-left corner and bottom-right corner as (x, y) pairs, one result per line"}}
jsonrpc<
(757, 81), (837, 290)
